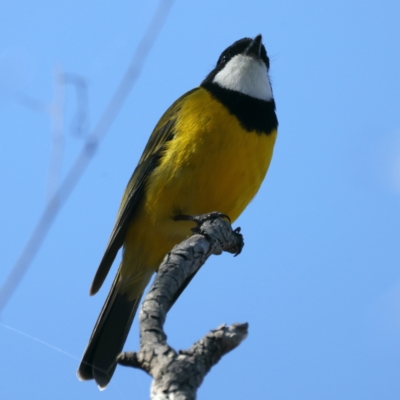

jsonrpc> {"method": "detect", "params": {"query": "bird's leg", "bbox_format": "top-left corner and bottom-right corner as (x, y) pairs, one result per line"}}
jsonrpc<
(173, 211), (231, 233)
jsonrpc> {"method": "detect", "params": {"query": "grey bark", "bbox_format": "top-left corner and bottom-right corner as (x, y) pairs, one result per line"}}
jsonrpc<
(117, 216), (248, 399)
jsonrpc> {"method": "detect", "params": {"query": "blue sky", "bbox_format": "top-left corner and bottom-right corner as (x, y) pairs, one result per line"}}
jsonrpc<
(1, 1), (399, 399)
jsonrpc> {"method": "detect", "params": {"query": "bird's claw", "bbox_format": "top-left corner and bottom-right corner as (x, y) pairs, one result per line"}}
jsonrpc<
(173, 212), (243, 256)
(173, 212), (231, 233)
(232, 227), (244, 256)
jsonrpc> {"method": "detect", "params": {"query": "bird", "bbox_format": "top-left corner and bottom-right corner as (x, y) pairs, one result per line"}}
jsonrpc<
(77, 34), (278, 389)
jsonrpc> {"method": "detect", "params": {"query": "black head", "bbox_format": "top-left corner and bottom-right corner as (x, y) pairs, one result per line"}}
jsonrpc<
(200, 34), (277, 133)
(218, 35), (269, 68)
(202, 34), (270, 86)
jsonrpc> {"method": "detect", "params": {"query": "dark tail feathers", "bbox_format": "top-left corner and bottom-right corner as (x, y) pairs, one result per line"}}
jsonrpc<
(77, 276), (141, 389)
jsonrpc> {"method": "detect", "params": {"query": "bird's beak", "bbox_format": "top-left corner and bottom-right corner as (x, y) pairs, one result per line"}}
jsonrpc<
(245, 34), (262, 57)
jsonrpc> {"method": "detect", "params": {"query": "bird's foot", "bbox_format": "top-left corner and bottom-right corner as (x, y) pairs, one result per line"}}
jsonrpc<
(173, 212), (243, 256)
(173, 212), (231, 232)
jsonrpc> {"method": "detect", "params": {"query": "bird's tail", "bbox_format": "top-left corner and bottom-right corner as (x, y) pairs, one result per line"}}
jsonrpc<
(77, 272), (147, 389)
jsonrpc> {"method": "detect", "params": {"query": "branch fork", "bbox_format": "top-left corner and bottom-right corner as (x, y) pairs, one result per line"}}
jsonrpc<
(117, 216), (247, 399)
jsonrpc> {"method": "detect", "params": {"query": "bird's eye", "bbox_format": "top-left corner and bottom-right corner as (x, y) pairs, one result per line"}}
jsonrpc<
(218, 54), (229, 65)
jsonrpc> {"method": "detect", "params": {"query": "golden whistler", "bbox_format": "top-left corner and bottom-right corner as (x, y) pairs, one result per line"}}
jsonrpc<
(77, 35), (278, 389)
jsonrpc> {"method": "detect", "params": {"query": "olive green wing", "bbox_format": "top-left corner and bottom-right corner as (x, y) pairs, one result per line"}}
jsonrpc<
(89, 88), (198, 295)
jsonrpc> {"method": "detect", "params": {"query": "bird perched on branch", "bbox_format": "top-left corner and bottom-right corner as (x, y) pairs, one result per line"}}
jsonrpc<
(77, 34), (278, 389)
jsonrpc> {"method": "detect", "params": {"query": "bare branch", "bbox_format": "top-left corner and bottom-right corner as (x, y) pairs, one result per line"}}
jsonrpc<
(0, 0), (174, 312)
(63, 73), (89, 137)
(118, 216), (247, 400)
(48, 66), (65, 199)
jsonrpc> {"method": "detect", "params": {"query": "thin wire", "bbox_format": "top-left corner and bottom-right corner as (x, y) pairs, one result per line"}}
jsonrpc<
(0, 0), (174, 312)
(1, 322), (130, 399)
(0, 322), (79, 361)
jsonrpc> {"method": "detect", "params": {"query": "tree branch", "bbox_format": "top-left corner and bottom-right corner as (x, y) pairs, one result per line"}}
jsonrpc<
(118, 216), (248, 400)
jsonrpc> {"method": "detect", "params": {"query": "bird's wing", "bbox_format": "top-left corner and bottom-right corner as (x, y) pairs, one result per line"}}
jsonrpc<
(90, 88), (199, 295)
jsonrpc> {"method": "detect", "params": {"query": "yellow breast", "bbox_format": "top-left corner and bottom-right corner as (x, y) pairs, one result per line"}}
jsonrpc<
(144, 87), (277, 234)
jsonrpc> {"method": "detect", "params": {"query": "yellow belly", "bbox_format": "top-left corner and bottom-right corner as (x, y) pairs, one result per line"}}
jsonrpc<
(122, 88), (277, 281)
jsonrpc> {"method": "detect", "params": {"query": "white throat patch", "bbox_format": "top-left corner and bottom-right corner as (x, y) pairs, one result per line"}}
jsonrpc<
(212, 54), (273, 101)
